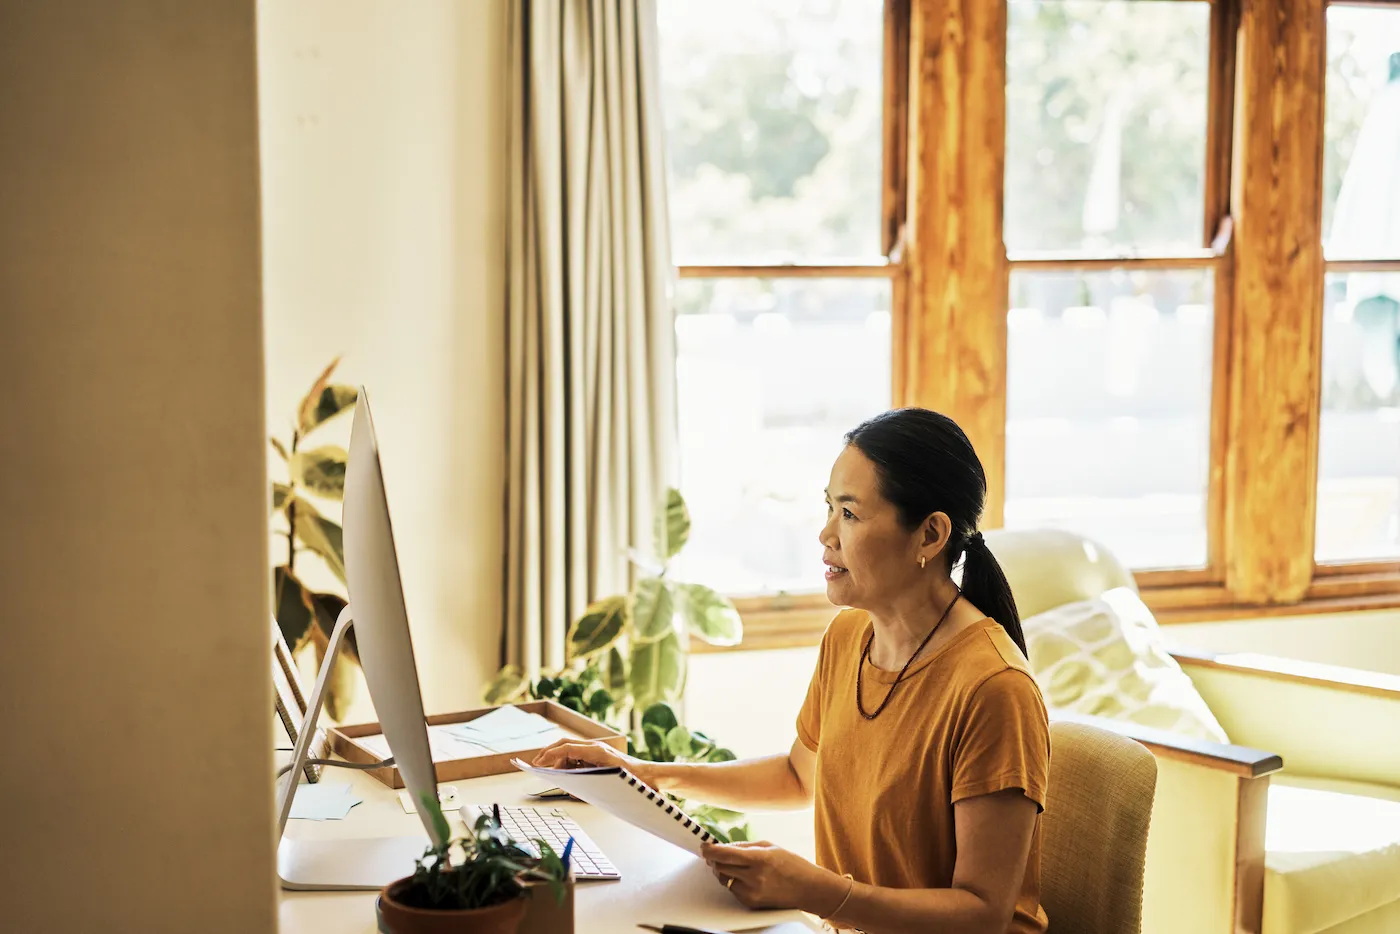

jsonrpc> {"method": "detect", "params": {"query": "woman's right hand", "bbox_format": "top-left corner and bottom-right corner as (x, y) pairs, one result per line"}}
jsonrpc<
(530, 737), (662, 787)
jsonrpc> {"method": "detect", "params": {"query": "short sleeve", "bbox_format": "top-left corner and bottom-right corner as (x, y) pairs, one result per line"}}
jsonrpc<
(795, 624), (834, 752)
(951, 669), (1050, 811)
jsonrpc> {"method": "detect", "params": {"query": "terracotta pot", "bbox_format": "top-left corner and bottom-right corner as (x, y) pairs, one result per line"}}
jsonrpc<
(376, 877), (528, 934)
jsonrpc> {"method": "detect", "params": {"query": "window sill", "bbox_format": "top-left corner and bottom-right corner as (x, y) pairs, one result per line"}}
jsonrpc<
(700, 570), (1400, 654)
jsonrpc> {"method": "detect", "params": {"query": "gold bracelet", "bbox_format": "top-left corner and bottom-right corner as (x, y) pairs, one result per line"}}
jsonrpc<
(821, 873), (856, 922)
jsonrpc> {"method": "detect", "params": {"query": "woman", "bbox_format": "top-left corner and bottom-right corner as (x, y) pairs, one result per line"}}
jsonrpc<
(534, 408), (1050, 934)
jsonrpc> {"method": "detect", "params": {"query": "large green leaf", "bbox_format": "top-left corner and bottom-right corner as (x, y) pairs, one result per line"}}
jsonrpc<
(273, 565), (314, 650)
(654, 487), (691, 562)
(586, 688), (613, 720)
(310, 590), (357, 664)
(290, 445), (348, 500)
(420, 792), (452, 848)
(291, 497), (346, 583)
(603, 646), (628, 697)
(630, 576), (675, 643)
(640, 701), (680, 734)
(484, 665), (528, 704)
(296, 357), (342, 435)
(271, 482), (292, 513)
(665, 725), (694, 759)
(302, 384), (358, 435)
(629, 630), (686, 711)
(642, 724), (671, 762)
(676, 582), (742, 646)
(688, 803), (744, 823)
(567, 595), (628, 660)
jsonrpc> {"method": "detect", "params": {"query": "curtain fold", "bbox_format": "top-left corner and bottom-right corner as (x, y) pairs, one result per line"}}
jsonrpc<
(504, 0), (676, 677)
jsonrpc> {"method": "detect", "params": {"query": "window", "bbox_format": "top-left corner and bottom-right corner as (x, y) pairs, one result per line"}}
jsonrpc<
(670, 0), (1400, 651)
(659, 0), (894, 595)
(1317, 4), (1400, 563)
(1003, 0), (1217, 570)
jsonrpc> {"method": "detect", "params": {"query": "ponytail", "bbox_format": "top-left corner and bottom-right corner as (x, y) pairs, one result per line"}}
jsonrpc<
(958, 532), (1027, 658)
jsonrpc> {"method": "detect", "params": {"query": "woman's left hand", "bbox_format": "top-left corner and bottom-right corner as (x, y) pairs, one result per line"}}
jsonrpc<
(700, 840), (842, 912)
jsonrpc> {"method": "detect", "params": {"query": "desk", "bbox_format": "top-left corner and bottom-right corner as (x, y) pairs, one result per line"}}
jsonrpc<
(278, 768), (818, 933)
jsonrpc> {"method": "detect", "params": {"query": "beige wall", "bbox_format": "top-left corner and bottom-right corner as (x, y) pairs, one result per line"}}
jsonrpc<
(257, 0), (508, 717)
(0, 2), (276, 931)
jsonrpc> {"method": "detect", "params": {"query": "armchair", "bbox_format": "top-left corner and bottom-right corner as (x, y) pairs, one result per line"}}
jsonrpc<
(987, 529), (1400, 934)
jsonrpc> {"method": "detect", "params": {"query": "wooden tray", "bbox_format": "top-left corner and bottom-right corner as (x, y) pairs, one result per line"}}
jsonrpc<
(328, 700), (626, 789)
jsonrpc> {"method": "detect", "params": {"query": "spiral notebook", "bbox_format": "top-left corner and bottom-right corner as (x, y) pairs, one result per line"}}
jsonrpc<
(510, 758), (716, 857)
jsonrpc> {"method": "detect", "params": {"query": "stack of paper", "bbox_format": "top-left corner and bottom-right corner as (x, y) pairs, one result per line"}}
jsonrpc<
(288, 782), (362, 821)
(351, 706), (572, 766)
(440, 706), (566, 754)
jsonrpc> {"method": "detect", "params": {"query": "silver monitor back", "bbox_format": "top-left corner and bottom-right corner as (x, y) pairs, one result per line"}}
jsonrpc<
(343, 389), (444, 847)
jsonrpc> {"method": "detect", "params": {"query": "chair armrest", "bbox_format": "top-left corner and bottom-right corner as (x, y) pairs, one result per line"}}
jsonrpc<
(1173, 650), (1400, 787)
(1050, 709), (1273, 934)
(1050, 709), (1282, 777)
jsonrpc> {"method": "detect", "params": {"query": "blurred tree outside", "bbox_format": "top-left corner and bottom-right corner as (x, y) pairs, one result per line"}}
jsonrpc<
(656, 0), (1400, 577)
(658, 0), (883, 277)
(661, 0), (1382, 271)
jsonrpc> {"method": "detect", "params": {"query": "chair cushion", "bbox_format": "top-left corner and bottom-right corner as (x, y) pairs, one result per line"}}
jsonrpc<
(1263, 775), (1400, 934)
(1021, 587), (1231, 742)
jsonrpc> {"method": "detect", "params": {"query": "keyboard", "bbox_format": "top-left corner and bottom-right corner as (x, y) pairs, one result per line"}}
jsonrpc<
(460, 804), (620, 881)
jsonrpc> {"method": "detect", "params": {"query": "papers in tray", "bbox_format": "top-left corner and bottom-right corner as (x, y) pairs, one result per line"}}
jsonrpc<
(441, 705), (565, 752)
(354, 706), (568, 763)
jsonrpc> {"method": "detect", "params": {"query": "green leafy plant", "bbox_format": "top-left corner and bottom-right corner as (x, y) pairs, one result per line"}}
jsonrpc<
(486, 487), (742, 717)
(505, 666), (751, 842)
(397, 794), (567, 911)
(270, 357), (361, 719)
(481, 487), (750, 845)
(630, 701), (750, 843)
(484, 490), (750, 841)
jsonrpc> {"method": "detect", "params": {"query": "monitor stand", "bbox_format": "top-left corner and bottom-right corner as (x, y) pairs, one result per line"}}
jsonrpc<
(275, 605), (428, 891)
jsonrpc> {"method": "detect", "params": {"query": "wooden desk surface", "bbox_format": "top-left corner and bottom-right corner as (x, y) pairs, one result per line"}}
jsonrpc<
(278, 767), (817, 933)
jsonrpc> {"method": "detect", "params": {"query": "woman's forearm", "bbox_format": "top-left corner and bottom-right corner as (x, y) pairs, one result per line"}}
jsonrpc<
(638, 753), (812, 811)
(805, 873), (1005, 934)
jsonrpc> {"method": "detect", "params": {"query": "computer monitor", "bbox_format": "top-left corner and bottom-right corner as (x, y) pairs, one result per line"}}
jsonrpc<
(275, 389), (446, 890)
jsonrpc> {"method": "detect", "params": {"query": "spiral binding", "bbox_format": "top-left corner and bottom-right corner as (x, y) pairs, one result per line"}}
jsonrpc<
(621, 769), (717, 844)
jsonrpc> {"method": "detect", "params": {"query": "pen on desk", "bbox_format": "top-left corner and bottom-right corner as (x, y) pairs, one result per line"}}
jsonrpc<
(637, 925), (733, 934)
(561, 836), (574, 874)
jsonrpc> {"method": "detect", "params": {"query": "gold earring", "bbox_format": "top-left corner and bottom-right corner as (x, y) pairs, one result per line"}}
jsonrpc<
(919, 556), (926, 569)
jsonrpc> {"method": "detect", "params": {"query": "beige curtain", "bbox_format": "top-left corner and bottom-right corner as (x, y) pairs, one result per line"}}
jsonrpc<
(504, 0), (676, 677)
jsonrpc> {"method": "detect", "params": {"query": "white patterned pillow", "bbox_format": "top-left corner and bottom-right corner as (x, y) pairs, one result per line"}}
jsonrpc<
(1022, 587), (1230, 743)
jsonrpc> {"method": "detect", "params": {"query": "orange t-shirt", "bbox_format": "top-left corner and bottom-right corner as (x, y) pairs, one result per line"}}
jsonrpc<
(797, 610), (1050, 934)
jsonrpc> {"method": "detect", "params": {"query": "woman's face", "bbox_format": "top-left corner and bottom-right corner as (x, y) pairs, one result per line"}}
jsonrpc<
(819, 444), (925, 610)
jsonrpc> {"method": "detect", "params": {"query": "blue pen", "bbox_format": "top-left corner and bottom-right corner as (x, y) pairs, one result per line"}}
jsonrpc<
(561, 836), (575, 875)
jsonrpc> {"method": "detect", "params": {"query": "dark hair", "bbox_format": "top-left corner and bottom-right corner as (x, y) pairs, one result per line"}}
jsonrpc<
(844, 407), (1027, 657)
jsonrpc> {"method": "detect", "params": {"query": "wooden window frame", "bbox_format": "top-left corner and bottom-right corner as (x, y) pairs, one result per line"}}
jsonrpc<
(678, 0), (1400, 654)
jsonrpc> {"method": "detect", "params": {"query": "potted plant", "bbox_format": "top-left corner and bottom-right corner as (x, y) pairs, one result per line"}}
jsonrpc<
(270, 357), (362, 719)
(377, 795), (568, 934)
(484, 488), (752, 843)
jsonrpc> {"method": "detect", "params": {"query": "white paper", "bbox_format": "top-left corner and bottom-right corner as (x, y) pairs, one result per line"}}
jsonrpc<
(445, 707), (559, 749)
(353, 725), (495, 763)
(474, 726), (566, 754)
(288, 781), (361, 820)
(510, 759), (713, 857)
(353, 732), (392, 759)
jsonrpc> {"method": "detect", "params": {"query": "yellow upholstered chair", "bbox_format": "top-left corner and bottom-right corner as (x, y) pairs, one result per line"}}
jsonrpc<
(1042, 720), (1157, 934)
(987, 528), (1400, 934)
